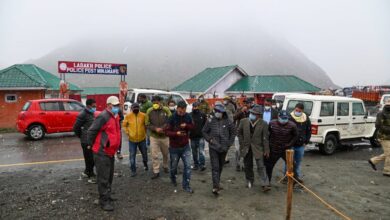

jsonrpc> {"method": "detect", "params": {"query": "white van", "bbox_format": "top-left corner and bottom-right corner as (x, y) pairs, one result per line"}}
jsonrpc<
(282, 94), (379, 155)
(123, 88), (192, 115)
(379, 94), (390, 111)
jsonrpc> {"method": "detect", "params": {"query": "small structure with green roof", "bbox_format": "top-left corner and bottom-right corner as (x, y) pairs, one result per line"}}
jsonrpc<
(172, 65), (248, 98)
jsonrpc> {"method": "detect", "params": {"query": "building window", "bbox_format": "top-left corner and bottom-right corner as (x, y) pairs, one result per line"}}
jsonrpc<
(5, 94), (17, 103)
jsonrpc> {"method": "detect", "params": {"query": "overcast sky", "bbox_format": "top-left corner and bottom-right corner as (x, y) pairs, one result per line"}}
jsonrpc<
(0, 0), (389, 87)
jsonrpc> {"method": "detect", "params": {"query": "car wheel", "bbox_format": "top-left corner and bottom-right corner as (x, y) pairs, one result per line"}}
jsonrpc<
(370, 130), (382, 148)
(27, 124), (45, 140)
(319, 134), (338, 155)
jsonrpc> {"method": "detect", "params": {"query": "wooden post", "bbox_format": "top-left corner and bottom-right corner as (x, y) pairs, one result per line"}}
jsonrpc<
(286, 149), (294, 220)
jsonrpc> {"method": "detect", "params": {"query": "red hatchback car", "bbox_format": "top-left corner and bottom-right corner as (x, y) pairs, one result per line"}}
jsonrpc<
(17, 99), (86, 140)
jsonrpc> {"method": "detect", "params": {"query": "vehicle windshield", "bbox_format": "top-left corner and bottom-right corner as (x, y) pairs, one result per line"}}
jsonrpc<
(286, 100), (313, 116)
(22, 102), (31, 111)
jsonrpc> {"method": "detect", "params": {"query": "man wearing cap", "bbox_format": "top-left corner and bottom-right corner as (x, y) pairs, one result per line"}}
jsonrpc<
(233, 99), (251, 171)
(87, 96), (122, 211)
(122, 103), (148, 177)
(165, 101), (195, 193)
(190, 102), (207, 171)
(146, 95), (172, 179)
(368, 99), (390, 177)
(264, 110), (298, 186)
(202, 103), (236, 195)
(238, 105), (270, 191)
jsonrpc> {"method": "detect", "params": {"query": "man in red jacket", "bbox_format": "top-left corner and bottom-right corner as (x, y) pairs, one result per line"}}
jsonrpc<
(87, 96), (121, 211)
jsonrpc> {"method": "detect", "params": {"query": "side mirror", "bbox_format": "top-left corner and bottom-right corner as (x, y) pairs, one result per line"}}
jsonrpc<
(364, 112), (368, 119)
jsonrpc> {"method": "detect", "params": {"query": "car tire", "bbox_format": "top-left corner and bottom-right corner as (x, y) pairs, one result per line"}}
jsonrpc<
(319, 134), (338, 155)
(370, 130), (382, 148)
(27, 124), (45, 140)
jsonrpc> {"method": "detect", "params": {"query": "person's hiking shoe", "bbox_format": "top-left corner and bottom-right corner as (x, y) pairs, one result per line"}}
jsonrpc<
(200, 166), (206, 171)
(151, 173), (160, 179)
(368, 160), (377, 171)
(192, 166), (199, 171)
(212, 188), (219, 196)
(247, 181), (252, 189)
(164, 167), (169, 173)
(236, 165), (241, 172)
(117, 153), (123, 160)
(281, 176), (288, 185)
(130, 172), (137, 177)
(144, 166), (149, 171)
(262, 185), (271, 192)
(224, 160), (230, 164)
(100, 201), (114, 211)
(81, 172), (89, 178)
(383, 173), (390, 177)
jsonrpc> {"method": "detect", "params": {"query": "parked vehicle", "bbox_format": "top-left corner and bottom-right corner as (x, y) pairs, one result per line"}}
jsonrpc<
(123, 88), (192, 114)
(379, 94), (390, 111)
(281, 94), (379, 155)
(17, 99), (85, 140)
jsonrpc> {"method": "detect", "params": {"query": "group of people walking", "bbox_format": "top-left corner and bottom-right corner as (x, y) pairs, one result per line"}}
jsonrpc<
(72, 94), (321, 211)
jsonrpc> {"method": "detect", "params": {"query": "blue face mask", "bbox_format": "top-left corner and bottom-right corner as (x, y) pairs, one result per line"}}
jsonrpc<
(111, 106), (120, 115)
(88, 107), (96, 113)
(278, 118), (289, 124)
(249, 113), (257, 121)
(294, 111), (302, 117)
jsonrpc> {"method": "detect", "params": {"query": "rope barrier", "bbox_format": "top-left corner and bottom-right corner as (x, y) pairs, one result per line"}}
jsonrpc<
(285, 173), (352, 220)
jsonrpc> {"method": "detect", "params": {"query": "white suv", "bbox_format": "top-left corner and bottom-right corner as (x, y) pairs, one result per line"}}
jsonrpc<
(282, 94), (380, 155)
(123, 88), (192, 115)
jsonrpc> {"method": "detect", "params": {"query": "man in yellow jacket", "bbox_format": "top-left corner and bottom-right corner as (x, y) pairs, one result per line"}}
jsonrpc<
(122, 103), (148, 177)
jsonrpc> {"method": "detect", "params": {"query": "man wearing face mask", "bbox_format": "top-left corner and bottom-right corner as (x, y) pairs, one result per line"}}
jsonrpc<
(198, 94), (211, 115)
(282, 103), (311, 184)
(165, 101), (195, 193)
(262, 98), (279, 124)
(238, 105), (270, 192)
(168, 100), (177, 114)
(202, 104), (236, 195)
(264, 110), (298, 186)
(146, 95), (172, 179)
(368, 99), (390, 177)
(73, 99), (97, 184)
(190, 102), (207, 171)
(122, 103), (148, 177)
(87, 96), (122, 211)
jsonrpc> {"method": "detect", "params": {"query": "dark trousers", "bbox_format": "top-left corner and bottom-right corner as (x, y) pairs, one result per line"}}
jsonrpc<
(243, 148), (269, 186)
(94, 153), (115, 203)
(209, 148), (227, 188)
(81, 143), (95, 177)
(264, 150), (299, 183)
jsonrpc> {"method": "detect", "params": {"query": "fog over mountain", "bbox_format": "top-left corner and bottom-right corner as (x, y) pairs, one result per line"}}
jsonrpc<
(28, 30), (337, 90)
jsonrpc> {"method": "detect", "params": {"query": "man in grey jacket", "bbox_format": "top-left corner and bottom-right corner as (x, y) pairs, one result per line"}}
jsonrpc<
(73, 99), (96, 183)
(238, 105), (270, 191)
(202, 104), (236, 195)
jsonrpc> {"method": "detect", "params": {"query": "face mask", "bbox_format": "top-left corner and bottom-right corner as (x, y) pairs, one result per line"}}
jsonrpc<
(132, 109), (139, 114)
(294, 111), (302, 117)
(215, 112), (223, 119)
(223, 101), (228, 105)
(264, 106), (271, 111)
(88, 107), (96, 113)
(169, 106), (176, 111)
(278, 118), (289, 124)
(249, 113), (257, 121)
(276, 103), (280, 108)
(193, 109), (199, 113)
(111, 106), (120, 115)
(153, 104), (160, 110)
(272, 105), (277, 109)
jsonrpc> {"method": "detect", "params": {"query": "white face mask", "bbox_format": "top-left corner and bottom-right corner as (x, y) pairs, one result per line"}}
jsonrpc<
(169, 106), (176, 111)
(264, 106), (271, 111)
(215, 112), (223, 119)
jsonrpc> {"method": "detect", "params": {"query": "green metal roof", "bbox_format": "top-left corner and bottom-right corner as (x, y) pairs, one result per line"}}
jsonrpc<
(81, 87), (119, 95)
(0, 64), (81, 91)
(173, 65), (242, 92)
(226, 75), (320, 93)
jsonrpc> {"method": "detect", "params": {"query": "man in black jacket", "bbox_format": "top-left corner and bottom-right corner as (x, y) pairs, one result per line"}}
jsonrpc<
(73, 99), (97, 183)
(190, 102), (207, 171)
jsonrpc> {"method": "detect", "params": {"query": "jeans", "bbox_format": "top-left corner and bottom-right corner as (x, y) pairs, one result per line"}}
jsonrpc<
(169, 145), (192, 189)
(283, 146), (305, 178)
(129, 140), (148, 173)
(190, 138), (205, 168)
(209, 148), (227, 188)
